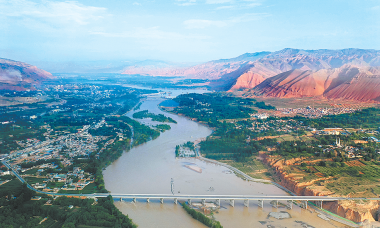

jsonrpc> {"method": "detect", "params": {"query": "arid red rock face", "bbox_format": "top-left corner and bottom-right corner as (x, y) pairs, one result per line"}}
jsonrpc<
(122, 48), (380, 102)
(0, 58), (53, 90)
(229, 48), (380, 92)
(253, 69), (326, 98)
(229, 72), (265, 91)
(323, 67), (380, 101)
(253, 65), (380, 102)
(261, 154), (380, 223)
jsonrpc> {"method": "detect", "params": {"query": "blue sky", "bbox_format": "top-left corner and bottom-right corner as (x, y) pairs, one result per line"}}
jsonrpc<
(1, 0), (380, 63)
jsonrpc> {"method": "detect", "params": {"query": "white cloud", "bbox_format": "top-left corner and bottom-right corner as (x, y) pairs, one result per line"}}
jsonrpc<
(174, 0), (261, 8)
(90, 27), (210, 40)
(231, 13), (268, 22)
(175, 0), (197, 6)
(205, 0), (233, 4)
(245, 2), (261, 7)
(0, 0), (107, 26)
(215, 5), (235, 10)
(133, 2), (142, 6)
(183, 19), (227, 29)
(206, 0), (262, 10)
(184, 13), (269, 29)
(90, 26), (213, 58)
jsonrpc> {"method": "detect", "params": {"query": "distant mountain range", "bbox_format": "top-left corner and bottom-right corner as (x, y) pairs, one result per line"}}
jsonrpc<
(0, 58), (53, 91)
(122, 48), (380, 102)
(33, 60), (193, 74)
(2, 48), (380, 102)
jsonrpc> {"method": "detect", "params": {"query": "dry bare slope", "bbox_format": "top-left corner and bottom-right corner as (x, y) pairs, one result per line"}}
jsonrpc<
(0, 58), (53, 90)
(122, 51), (270, 79)
(227, 48), (380, 91)
(253, 65), (380, 102)
(122, 48), (380, 102)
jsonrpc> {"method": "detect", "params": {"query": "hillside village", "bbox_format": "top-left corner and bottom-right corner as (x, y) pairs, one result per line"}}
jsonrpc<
(0, 82), (161, 195)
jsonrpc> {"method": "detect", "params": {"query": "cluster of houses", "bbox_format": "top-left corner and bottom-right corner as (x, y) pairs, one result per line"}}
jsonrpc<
(247, 118), (305, 135)
(251, 113), (269, 119)
(312, 128), (348, 136)
(8, 126), (106, 165)
(278, 107), (358, 118)
(177, 146), (196, 157)
(29, 166), (94, 193)
(3, 119), (113, 193)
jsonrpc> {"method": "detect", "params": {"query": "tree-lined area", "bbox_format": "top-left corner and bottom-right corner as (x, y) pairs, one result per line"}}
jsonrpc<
(0, 82), (168, 227)
(0, 181), (136, 228)
(172, 92), (380, 199)
(133, 110), (177, 123)
(172, 93), (279, 161)
(123, 116), (160, 146)
(293, 107), (380, 129)
(199, 123), (276, 161)
(173, 93), (255, 127)
(181, 202), (223, 228)
(155, 124), (171, 132)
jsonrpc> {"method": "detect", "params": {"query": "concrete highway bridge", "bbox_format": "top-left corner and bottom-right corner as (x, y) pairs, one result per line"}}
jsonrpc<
(82, 193), (357, 209)
(3, 159), (379, 211)
(5, 159), (375, 227)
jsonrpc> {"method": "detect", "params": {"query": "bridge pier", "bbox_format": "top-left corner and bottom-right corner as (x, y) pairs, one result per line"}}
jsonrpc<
(316, 200), (323, 209)
(174, 198), (178, 204)
(202, 199), (205, 206)
(258, 200), (263, 208)
(271, 200), (278, 208)
(287, 200), (293, 209)
(230, 199), (234, 207)
(160, 198), (164, 204)
(147, 198), (150, 203)
(132, 198), (136, 203)
(244, 199), (249, 207)
(216, 199), (220, 206)
(302, 200), (308, 209)
(188, 199), (192, 205)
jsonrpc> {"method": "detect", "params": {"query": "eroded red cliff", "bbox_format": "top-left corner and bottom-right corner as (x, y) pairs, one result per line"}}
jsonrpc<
(261, 153), (380, 223)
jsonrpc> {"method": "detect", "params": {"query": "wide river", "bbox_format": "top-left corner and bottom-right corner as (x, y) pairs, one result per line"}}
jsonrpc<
(103, 89), (342, 228)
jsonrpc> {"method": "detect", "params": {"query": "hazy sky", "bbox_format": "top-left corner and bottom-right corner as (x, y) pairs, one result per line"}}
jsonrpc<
(1, 0), (380, 63)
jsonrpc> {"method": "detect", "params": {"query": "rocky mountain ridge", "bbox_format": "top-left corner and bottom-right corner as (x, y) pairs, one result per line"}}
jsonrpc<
(0, 58), (53, 90)
(122, 51), (270, 79)
(252, 65), (380, 102)
(223, 48), (380, 90)
(122, 48), (380, 102)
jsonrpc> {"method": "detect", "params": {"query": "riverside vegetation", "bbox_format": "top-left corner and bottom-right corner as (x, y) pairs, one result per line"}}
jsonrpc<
(172, 92), (380, 222)
(181, 202), (223, 228)
(2, 79), (380, 225)
(173, 93), (279, 161)
(133, 110), (177, 123)
(0, 79), (168, 227)
(175, 141), (195, 157)
(0, 182), (136, 228)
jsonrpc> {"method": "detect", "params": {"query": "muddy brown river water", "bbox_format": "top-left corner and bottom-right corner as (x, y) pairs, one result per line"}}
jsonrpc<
(103, 92), (343, 228)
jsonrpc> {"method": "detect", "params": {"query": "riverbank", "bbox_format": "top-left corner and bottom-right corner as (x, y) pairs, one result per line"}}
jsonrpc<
(261, 153), (380, 223)
(181, 202), (223, 228)
(105, 97), (349, 228)
(194, 150), (366, 227)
